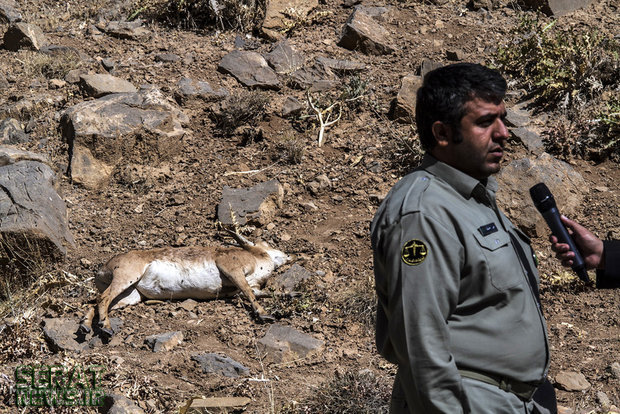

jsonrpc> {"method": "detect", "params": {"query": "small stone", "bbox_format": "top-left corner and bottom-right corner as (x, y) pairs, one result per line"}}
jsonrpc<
(178, 299), (198, 312)
(144, 331), (183, 352)
(555, 370), (591, 392)
(610, 362), (620, 380)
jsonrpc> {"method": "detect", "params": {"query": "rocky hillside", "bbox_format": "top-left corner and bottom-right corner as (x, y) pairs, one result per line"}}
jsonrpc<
(0, 0), (619, 412)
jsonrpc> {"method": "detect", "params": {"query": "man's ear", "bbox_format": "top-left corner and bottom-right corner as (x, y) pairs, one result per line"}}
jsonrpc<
(431, 121), (453, 148)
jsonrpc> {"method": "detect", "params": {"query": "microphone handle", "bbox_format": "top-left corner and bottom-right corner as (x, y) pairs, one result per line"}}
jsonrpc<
(541, 207), (590, 283)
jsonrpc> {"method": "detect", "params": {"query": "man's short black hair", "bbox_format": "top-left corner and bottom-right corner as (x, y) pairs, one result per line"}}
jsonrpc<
(415, 63), (507, 151)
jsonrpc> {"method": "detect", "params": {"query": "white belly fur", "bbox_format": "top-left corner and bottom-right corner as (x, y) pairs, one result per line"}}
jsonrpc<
(137, 260), (225, 300)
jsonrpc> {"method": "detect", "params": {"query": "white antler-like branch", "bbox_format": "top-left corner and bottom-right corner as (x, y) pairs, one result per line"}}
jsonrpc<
(307, 91), (342, 147)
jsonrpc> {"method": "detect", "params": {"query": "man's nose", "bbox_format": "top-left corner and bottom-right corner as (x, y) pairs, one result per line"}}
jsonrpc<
(493, 118), (509, 140)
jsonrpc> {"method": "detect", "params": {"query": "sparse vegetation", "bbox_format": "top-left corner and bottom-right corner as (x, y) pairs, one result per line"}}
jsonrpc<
(134, 0), (266, 30)
(280, 369), (391, 413)
(210, 91), (270, 136)
(495, 15), (620, 161)
(496, 16), (619, 112)
(15, 50), (82, 81)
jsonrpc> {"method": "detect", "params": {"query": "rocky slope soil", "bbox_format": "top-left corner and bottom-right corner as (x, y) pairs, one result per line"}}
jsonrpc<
(0, 0), (619, 413)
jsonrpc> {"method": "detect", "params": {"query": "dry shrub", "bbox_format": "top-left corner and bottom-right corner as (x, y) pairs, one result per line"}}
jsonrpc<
(17, 50), (82, 80)
(495, 15), (620, 161)
(264, 278), (328, 321)
(331, 274), (376, 331)
(210, 91), (270, 135)
(138, 0), (266, 31)
(0, 234), (59, 303)
(276, 134), (305, 165)
(281, 369), (391, 414)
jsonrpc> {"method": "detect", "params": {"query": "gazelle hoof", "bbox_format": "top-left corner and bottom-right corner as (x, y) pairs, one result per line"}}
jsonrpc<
(100, 327), (114, 337)
(78, 323), (91, 334)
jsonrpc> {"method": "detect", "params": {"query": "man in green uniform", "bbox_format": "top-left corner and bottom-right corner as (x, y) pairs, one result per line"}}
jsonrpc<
(371, 63), (554, 413)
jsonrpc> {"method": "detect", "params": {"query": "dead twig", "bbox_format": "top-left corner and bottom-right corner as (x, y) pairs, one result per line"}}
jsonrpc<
(307, 91), (342, 147)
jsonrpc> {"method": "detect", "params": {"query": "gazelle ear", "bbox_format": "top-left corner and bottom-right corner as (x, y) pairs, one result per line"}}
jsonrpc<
(431, 121), (453, 148)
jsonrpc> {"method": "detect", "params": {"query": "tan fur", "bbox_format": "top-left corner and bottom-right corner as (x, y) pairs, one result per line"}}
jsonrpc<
(80, 240), (288, 336)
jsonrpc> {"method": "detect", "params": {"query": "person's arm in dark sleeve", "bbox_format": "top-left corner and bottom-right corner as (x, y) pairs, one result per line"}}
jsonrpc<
(597, 240), (620, 288)
(376, 212), (469, 413)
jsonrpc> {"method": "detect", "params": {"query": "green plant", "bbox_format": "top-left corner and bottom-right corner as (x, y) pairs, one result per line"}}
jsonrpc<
(495, 15), (619, 113)
(280, 369), (391, 413)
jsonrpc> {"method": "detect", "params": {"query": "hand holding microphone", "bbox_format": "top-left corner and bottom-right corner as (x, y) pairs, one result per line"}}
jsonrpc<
(530, 183), (591, 283)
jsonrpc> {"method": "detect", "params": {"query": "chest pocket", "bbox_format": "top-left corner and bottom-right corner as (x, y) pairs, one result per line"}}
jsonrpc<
(473, 230), (523, 291)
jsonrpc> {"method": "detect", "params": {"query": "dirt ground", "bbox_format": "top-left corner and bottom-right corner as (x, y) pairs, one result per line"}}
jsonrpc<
(0, 0), (619, 412)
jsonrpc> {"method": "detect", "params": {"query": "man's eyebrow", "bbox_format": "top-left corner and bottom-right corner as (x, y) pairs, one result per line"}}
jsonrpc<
(476, 111), (507, 122)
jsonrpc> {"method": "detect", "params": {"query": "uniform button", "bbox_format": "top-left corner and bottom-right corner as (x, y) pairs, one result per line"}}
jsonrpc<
(495, 239), (500, 245)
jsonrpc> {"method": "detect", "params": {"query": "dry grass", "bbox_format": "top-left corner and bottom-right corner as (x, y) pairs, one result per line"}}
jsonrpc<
(280, 369), (391, 413)
(210, 92), (270, 136)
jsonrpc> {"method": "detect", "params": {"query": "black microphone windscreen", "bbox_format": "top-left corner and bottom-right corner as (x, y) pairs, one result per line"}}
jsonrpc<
(529, 183), (556, 212)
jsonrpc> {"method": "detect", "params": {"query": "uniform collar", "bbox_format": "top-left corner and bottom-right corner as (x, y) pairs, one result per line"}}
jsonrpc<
(419, 154), (498, 200)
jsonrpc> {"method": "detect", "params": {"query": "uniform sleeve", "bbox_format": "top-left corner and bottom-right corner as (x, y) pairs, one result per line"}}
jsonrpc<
(375, 211), (469, 413)
(596, 240), (620, 288)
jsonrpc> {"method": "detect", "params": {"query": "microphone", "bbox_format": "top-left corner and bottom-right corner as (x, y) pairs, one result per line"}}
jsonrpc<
(529, 183), (589, 283)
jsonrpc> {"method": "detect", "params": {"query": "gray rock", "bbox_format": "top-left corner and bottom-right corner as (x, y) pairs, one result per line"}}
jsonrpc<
(610, 362), (620, 380)
(272, 264), (313, 293)
(315, 57), (366, 74)
(0, 118), (29, 144)
(3, 22), (49, 51)
(60, 86), (188, 189)
(258, 324), (324, 362)
(144, 331), (183, 352)
(178, 299), (198, 311)
(337, 8), (395, 55)
(79, 74), (137, 98)
(496, 153), (586, 236)
(266, 41), (304, 75)
(218, 50), (280, 90)
(155, 53), (180, 63)
(555, 370), (591, 391)
(519, 0), (595, 16)
(505, 106), (531, 128)
(0, 72), (8, 89)
(0, 148), (74, 258)
(290, 61), (338, 91)
(102, 393), (145, 414)
(0, 1), (22, 23)
(217, 180), (284, 226)
(353, 5), (392, 21)
(419, 59), (443, 79)
(191, 353), (249, 378)
(510, 127), (544, 155)
(41, 317), (122, 353)
(98, 20), (150, 40)
(175, 77), (228, 104)
(388, 74), (421, 123)
(281, 96), (304, 117)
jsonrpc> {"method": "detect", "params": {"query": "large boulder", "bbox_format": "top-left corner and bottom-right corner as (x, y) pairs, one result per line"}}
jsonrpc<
(0, 147), (74, 259)
(60, 86), (188, 189)
(518, 0), (595, 16)
(79, 74), (137, 98)
(388, 74), (421, 123)
(0, 0), (22, 23)
(337, 7), (395, 55)
(261, 0), (318, 40)
(218, 51), (281, 90)
(3, 22), (48, 51)
(496, 153), (587, 236)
